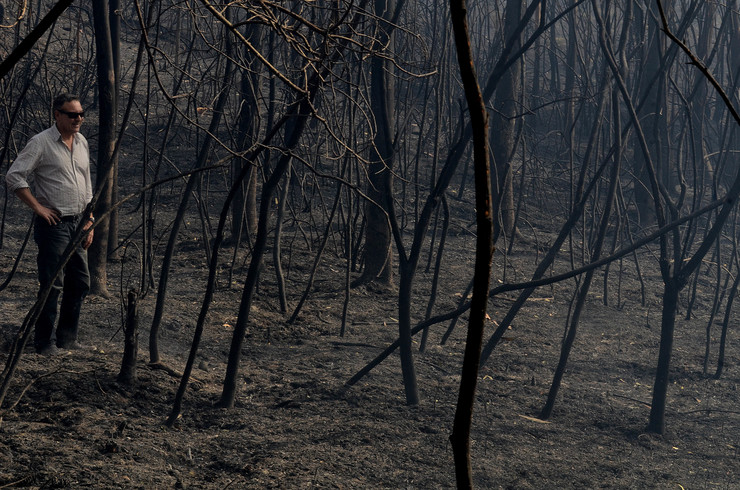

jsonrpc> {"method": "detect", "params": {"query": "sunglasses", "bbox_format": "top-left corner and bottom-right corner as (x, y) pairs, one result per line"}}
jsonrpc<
(57, 110), (85, 119)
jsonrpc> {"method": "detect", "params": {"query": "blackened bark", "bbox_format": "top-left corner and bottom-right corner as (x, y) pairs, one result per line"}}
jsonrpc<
(217, 110), (310, 408)
(107, 0), (121, 259)
(89, 0), (117, 298)
(231, 30), (262, 242)
(633, 2), (668, 226)
(354, 0), (395, 288)
(540, 88), (621, 420)
(489, 0), (522, 240)
(448, 0), (493, 486)
(0, 0), (75, 80)
(646, 280), (679, 434)
(148, 35), (235, 364)
(713, 266), (739, 379)
(118, 291), (139, 385)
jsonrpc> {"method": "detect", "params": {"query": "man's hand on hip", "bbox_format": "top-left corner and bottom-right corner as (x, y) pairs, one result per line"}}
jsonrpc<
(36, 206), (61, 225)
(14, 188), (60, 225)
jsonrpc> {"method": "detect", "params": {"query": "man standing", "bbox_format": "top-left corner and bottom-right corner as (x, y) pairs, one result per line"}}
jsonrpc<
(5, 94), (95, 355)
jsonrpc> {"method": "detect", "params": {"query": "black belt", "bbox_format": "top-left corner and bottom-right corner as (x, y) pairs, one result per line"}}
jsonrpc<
(59, 214), (82, 222)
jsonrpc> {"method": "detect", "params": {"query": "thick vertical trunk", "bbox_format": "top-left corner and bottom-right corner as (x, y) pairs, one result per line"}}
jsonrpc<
(231, 30), (262, 243)
(647, 280), (679, 434)
(355, 0), (395, 287)
(397, 267), (419, 405)
(117, 290), (139, 385)
(633, 3), (668, 226)
(489, 0), (522, 240)
(89, 0), (117, 298)
(107, 0), (120, 259)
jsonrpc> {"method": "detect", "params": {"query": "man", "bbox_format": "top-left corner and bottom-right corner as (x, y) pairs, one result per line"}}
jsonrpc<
(5, 93), (95, 355)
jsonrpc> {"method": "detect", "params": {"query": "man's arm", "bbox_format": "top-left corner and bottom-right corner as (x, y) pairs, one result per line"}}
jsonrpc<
(82, 214), (94, 249)
(80, 135), (94, 249)
(14, 187), (59, 225)
(16, 188), (94, 249)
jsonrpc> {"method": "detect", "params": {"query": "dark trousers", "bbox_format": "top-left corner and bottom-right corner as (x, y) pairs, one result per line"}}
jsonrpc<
(34, 216), (90, 350)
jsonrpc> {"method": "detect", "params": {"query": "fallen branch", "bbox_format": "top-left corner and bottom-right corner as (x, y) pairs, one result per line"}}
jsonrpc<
(346, 196), (727, 386)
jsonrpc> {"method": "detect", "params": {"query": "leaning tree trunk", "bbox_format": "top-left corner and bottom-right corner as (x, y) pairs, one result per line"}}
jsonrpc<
(645, 0), (740, 434)
(231, 27), (263, 242)
(713, 260), (740, 379)
(147, 44), (235, 364)
(479, 71), (612, 366)
(217, 108), (310, 408)
(540, 88), (621, 420)
(0, 0), (75, 80)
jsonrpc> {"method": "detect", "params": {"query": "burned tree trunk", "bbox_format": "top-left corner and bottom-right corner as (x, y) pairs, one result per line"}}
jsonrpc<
(449, 0), (493, 485)
(118, 290), (139, 385)
(89, 0), (118, 298)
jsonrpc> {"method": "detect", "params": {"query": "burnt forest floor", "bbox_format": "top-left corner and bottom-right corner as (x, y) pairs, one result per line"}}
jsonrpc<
(1, 194), (740, 489)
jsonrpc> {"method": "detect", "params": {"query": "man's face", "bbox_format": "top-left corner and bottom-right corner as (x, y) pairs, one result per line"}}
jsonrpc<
(54, 100), (84, 136)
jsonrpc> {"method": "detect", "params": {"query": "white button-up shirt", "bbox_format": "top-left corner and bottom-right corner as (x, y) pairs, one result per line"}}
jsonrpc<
(5, 124), (92, 216)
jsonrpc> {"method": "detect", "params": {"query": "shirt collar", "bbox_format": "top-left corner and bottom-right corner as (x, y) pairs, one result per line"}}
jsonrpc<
(51, 123), (81, 146)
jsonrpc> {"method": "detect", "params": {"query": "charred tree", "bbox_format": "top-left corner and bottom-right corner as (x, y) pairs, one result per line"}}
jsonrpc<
(353, 0), (397, 289)
(489, 0), (523, 241)
(89, 0), (118, 298)
(147, 29), (235, 365)
(117, 290), (139, 385)
(448, 0), (493, 484)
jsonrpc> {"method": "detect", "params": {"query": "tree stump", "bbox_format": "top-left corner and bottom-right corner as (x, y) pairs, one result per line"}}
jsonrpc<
(117, 290), (139, 384)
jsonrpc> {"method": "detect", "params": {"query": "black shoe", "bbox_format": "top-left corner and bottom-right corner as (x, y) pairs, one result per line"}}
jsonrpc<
(36, 344), (60, 356)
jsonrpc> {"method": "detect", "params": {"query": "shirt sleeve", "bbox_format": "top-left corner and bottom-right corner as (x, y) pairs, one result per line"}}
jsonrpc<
(5, 136), (41, 192)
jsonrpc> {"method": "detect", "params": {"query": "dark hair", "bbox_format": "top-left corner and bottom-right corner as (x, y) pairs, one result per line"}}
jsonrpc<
(53, 93), (80, 111)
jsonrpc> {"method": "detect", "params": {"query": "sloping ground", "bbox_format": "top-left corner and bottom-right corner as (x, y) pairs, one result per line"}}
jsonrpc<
(1, 209), (739, 488)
